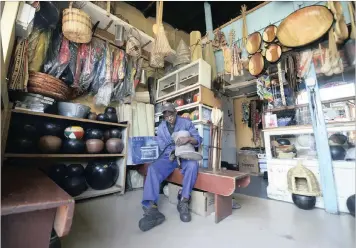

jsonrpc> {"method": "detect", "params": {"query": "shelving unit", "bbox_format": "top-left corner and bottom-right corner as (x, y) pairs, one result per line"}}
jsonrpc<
(12, 109), (128, 127)
(156, 59), (211, 100)
(6, 109), (130, 200)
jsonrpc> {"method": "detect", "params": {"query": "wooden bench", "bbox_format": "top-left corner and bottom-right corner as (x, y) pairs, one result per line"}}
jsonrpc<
(2, 167), (75, 248)
(139, 165), (250, 223)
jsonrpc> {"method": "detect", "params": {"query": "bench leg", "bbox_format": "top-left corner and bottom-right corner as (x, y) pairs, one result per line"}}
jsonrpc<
(214, 194), (232, 223)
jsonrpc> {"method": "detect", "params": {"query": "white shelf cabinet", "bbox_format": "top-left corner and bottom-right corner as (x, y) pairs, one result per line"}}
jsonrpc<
(263, 123), (355, 213)
(156, 59), (211, 100)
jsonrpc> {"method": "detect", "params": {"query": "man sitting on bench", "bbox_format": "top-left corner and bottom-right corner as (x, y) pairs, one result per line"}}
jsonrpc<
(139, 102), (202, 232)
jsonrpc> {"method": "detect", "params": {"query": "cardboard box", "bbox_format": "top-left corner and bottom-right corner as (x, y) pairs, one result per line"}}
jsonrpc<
(238, 150), (259, 174)
(127, 137), (159, 165)
(168, 183), (215, 217)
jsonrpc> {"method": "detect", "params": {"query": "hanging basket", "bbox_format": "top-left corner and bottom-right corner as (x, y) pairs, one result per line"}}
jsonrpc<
(126, 28), (141, 58)
(62, 2), (92, 44)
(149, 48), (164, 68)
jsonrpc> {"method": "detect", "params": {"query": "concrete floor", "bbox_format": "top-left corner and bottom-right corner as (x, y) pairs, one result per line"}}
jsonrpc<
(63, 190), (355, 248)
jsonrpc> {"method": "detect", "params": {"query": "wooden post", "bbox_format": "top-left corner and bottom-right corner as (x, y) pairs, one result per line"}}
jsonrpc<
(305, 62), (338, 214)
(204, 2), (214, 41)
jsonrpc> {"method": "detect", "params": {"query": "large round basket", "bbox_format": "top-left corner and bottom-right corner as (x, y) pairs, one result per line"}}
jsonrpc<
(62, 2), (92, 44)
(28, 71), (71, 100)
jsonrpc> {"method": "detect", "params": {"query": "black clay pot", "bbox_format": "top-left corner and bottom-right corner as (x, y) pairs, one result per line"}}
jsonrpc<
(87, 112), (97, 120)
(85, 160), (119, 190)
(277, 139), (291, 146)
(105, 107), (116, 114)
(109, 128), (122, 139)
(62, 175), (87, 197)
(43, 123), (62, 136)
(62, 139), (85, 154)
(347, 194), (355, 217)
(330, 145), (346, 160)
(97, 113), (109, 122)
(67, 164), (85, 177)
(12, 123), (38, 138)
(85, 129), (104, 140)
(48, 164), (67, 187)
(12, 138), (37, 153)
(292, 194), (316, 210)
(106, 112), (118, 123)
(329, 133), (348, 145)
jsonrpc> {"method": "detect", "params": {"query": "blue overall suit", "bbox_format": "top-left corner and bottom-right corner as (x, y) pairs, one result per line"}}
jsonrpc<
(142, 116), (202, 207)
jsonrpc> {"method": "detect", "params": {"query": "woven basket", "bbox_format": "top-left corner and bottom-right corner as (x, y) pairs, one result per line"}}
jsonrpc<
(62, 2), (92, 43)
(28, 71), (71, 100)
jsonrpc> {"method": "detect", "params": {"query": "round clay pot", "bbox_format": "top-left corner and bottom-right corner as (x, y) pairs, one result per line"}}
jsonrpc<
(12, 138), (37, 153)
(105, 107), (116, 114)
(62, 139), (85, 154)
(39, 135), (62, 153)
(106, 112), (118, 123)
(85, 129), (104, 140)
(97, 113), (109, 122)
(109, 128), (122, 139)
(64, 126), (84, 139)
(43, 123), (62, 136)
(106, 138), (124, 154)
(87, 112), (97, 120)
(86, 139), (104, 153)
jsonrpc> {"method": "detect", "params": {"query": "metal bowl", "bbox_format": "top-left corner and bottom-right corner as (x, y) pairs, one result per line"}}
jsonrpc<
(58, 102), (91, 118)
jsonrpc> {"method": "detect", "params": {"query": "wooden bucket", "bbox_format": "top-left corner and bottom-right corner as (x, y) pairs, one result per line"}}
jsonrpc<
(62, 2), (92, 43)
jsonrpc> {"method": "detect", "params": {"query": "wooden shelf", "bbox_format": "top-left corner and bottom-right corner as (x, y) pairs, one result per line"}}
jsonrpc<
(12, 109), (128, 128)
(155, 102), (200, 116)
(4, 153), (125, 158)
(74, 185), (122, 200)
(81, 2), (176, 63)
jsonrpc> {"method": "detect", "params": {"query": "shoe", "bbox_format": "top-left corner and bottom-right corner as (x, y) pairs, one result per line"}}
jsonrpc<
(177, 198), (191, 222)
(139, 205), (165, 232)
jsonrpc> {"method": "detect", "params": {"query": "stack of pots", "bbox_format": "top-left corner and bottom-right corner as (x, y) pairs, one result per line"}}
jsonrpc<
(62, 126), (85, 154)
(85, 129), (105, 153)
(104, 128), (124, 154)
(39, 123), (63, 153)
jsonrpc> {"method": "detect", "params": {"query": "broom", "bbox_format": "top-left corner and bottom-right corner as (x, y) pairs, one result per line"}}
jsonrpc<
(153, 1), (171, 57)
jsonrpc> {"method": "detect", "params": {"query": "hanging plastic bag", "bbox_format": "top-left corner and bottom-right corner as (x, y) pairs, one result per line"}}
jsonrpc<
(134, 57), (144, 88)
(73, 43), (89, 89)
(59, 41), (78, 86)
(46, 37), (70, 77)
(29, 30), (51, 72)
(111, 48), (121, 84)
(79, 38), (105, 92)
(95, 43), (114, 106)
(91, 47), (107, 95)
(43, 27), (62, 73)
(28, 28), (42, 63)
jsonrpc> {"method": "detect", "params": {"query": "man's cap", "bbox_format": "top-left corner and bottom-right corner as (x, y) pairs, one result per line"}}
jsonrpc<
(162, 102), (176, 113)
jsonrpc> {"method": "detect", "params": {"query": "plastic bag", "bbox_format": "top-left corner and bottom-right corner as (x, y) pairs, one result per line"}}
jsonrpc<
(111, 48), (121, 84)
(46, 37), (70, 77)
(79, 38), (105, 92)
(134, 57), (143, 88)
(43, 27), (62, 74)
(59, 42), (78, 86)
(91, 47), (107, 95)
(95, 43), (114, 106)
(29, 30), (51, 72)
(28, 28), (41, 63)
(73, 43), (89, 89)
(112, 53), (130, 102)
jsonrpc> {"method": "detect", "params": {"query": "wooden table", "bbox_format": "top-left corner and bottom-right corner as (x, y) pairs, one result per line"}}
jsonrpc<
(2, 167), (75, 248)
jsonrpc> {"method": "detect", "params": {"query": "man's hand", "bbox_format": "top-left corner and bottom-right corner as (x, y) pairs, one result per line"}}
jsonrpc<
(176, 137), (197, 146)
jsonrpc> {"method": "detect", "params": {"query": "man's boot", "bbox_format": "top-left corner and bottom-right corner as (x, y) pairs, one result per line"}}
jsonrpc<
(177, 198), (191, 222)
(139, 204), (165, 231)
